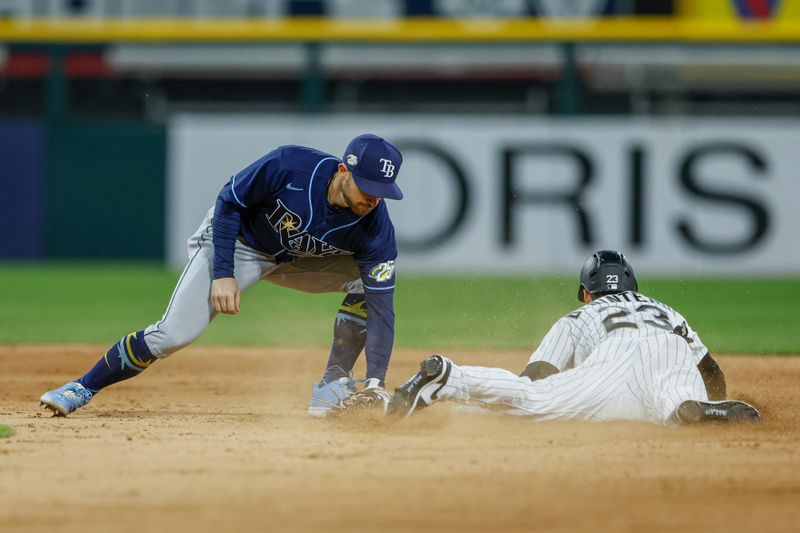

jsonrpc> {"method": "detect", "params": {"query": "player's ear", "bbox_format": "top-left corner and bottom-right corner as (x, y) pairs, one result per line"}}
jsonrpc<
(582, 289), (593, 304)
(338, 162), (349, 175)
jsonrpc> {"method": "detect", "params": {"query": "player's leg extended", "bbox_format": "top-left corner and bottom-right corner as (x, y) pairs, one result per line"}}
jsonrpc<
(643, 335), (762, 424)
(40, 213), (274, 416)
(38, 241), (217, 417)
(38, 329), (158, 417)
(444, 356), (643, 421)
(389, 355), (553, 418)
(390, 348), (649, 421)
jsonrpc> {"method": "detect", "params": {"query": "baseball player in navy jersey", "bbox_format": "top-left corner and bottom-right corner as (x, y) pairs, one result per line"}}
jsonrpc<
(40, 134), (403, 417)
(388, 251), (761, 425)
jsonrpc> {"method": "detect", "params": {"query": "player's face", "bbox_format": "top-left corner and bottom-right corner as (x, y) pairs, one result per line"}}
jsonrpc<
(341, 172), (381, 216)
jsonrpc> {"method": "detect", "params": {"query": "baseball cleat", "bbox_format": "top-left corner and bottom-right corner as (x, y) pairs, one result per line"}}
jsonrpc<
(673, 400), (762, 424)
(386, 354), (451, 418)
(40, 381), (94, 417)
(308, 376), (358, 417)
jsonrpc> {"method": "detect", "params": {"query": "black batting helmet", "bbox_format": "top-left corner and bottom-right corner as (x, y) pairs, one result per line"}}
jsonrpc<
(577, 250), (638, 302)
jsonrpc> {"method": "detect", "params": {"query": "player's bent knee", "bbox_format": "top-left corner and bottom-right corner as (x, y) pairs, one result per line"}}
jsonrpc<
(142, 328), (202, 358)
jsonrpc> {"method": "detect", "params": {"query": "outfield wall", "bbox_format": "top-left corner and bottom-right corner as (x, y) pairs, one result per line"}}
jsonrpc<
(0, 120), (46, 258)
(168, 114), (800, 275)
(0, 118), (166, 260)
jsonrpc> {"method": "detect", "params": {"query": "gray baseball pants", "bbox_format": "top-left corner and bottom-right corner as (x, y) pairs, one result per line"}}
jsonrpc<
(142, 208), (363, 357)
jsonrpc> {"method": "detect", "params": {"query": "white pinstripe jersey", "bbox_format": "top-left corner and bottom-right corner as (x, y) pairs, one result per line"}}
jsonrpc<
(527, 291), (708, 370)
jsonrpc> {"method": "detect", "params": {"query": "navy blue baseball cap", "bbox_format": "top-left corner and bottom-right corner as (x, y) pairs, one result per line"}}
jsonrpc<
(343, 134), (403, 200)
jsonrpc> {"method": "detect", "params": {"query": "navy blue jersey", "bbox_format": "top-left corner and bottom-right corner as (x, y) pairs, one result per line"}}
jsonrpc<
(210, 145), (398, 381)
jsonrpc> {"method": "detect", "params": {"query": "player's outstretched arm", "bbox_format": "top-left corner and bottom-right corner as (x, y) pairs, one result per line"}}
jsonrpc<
(520, 360), (560, 382)
(211, 277), (240, 314)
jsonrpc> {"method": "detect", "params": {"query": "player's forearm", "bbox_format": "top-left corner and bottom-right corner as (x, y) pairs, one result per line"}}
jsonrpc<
(363, 291), (395, 385)
(211, 197), (242, 279)
(697, 352), (726, 400)
(520, 360), (560, 381)
(364, 344), (392, 386)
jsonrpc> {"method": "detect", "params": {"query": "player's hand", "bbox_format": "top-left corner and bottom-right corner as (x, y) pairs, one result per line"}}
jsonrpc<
(211, 277), (240, 314)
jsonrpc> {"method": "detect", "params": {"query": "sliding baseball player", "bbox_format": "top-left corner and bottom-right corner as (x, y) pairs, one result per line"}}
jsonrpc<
(388, 251), (761, 425)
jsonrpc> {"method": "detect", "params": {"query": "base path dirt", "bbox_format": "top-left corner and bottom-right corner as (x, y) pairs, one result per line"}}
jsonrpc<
(1, 345), (798, 533)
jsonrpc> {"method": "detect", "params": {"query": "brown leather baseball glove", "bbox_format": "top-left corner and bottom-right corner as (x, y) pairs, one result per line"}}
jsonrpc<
(326, 379), (391, 418)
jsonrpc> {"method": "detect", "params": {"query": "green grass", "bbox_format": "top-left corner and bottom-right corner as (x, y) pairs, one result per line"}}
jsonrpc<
(0, 262), (798, 354)
(0, 424), (14, 438)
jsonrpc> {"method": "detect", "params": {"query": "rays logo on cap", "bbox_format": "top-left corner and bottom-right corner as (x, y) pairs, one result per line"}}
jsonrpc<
(342, 134), (404, 200)
(379, 158), (395, 178)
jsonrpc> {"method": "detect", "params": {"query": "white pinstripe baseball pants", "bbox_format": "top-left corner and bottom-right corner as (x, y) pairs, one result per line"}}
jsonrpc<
(439, 334), (708, 424)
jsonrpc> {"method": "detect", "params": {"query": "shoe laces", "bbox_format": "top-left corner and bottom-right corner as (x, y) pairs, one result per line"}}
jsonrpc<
(321, 365), (359, 386)
(401, 371), (425, 391)
(322, 367), (368, 392)
(312, 376), (361, 409)
(63, 384), (92, 404)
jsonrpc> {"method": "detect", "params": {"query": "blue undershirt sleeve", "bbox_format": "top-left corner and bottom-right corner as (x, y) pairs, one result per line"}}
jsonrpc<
(363, 290), (395, 384)
(355, 217), (397, 385)
(212, 196), (242, 279)
(211, 148), (283, 279)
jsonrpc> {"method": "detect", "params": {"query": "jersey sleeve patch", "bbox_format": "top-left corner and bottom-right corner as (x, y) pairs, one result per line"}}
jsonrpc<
(368, 260), (395, 283)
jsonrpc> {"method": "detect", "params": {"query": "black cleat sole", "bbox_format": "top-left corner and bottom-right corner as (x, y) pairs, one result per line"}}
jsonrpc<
(675, 400), (762, 424)
(387, 355), (446, 418)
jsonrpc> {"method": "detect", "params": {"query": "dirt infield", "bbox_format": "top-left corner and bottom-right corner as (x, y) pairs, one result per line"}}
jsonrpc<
(1, 345), (798, 533)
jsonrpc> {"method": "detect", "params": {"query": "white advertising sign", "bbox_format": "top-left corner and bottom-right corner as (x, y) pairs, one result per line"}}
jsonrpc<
(168, 114), (800, 275)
